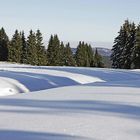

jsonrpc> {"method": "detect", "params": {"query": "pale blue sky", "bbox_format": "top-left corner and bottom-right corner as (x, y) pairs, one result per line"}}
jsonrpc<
(0, 0), (140, 48)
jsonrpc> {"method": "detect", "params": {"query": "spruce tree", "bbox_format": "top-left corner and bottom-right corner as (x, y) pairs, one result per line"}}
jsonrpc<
(86, 44), (94, 67)
(94, 48), (104, 68)
(21, 31), (28, 64)
(111, 20), (136, 69)
(27, 30), (38, 65)
(121, 21), (136, 69)
(84, 43), (90, 67)
(47, 35), (53, 65)
(133, 24), (140, 68)
(0, 27), (9, 61)
(36, 30), (47, 66)
(64, 43), (76, 66)
(8, 30), (22, 63)
(111, 26), (127, 68)
(75, 41), (86, 67)
(75, 42), (94, 67)
(59, 41), (65, 66)
(47, 35), (60, 66)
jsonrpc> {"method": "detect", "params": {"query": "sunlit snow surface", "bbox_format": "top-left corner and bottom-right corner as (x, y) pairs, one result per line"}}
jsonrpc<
(0, 62), (140, 140)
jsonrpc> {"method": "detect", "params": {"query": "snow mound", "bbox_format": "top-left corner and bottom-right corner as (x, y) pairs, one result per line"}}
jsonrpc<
(0, 77), (29, 96)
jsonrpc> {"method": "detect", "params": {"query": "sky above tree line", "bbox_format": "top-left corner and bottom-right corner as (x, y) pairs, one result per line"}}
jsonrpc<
(0, 0), (140, 48)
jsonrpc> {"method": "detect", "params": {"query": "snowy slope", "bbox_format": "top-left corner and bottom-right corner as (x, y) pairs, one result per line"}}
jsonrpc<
(0, 63), (140, 140)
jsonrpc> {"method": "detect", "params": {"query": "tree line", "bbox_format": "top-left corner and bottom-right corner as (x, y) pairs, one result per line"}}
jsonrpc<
(0, 27), (104, 67)
(111, 19), (140, 69)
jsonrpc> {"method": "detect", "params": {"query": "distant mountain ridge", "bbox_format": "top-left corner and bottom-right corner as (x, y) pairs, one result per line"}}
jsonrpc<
(95, 47), (112, 57)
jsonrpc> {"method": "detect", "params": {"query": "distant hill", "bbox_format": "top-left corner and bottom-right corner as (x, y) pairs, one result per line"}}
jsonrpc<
(71, 47), (111, 56)
(95, 47), (112, 57)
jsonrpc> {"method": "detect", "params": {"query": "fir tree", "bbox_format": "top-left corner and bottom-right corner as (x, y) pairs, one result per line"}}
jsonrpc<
(84, 43), (90, 67)
(27, 30), (38, 65)
(75, 42), (94, 67)
(0, 27), (9, 61)
(111, 20), (136, 69)
(64, 43), (76, 66)
(59, 41), (65, 66)
(47, 35), (53, 65)
(36, 30), (47, 66)
(8, 30), (22, 63)
(75, 41), (86, 67)
(47, 35), (60, 66)
(121, 20), (136, 69)
(94, 48), (104, 68)
(21, 31), (28, 64)
(111, 26), (127, 68)
(86, 44), (94, 67)
(133, 24), (140, 68)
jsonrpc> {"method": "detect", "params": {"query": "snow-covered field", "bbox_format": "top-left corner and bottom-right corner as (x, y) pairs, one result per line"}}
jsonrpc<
(0, 62), (140, 140)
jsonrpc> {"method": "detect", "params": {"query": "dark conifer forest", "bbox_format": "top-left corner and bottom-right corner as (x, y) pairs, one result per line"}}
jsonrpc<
(0, 28), (103, 67)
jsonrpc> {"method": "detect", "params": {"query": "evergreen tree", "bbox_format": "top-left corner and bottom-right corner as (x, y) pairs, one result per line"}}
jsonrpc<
(75, 41), (86, 67)
(86, 44), (94, 67)
(8, 30), (22, 63)
(75, 42), (94, 67)
(36, 30), (47, 66)
(121, 20), (136, 69)
(111, 20), (136, 69)
(133, 24), (140, 68)
(0, 27), (9, 61)
(64, 43), (76, 66)
(111, 26), (127, 68)
(84, 43), (90, 67)
(21, 31), (28, 64)
(47, 35), (53, 65)
(27, 30), (38, 65)
(94, 48), (104, 68)
(59, 41), (65, 66)
(47, 35), (60, 66)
